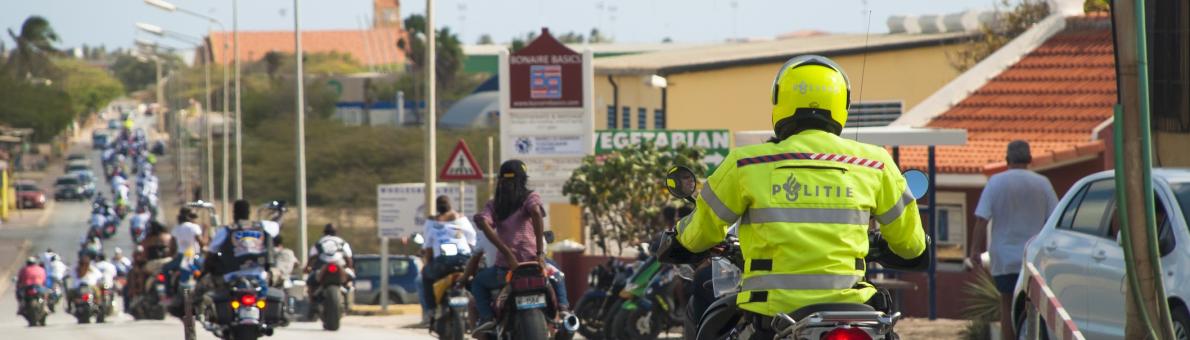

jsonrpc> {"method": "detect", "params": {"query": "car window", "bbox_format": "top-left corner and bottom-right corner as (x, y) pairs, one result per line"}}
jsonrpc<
(56, 177), (79, 185)
(15, 184), (37, 191)
(390, 258), (410, 276)
(1175, 183), (1190, 232)
(355, 259), (379, 276)
(1107, 192), (1171, 240)
(1065, 179), (1114, 236)
(1057, 184), (1090, 230)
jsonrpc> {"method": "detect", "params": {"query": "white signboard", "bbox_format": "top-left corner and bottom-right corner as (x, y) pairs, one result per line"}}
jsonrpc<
(498, 47), (594, 204)
(377, 183), (477, 238)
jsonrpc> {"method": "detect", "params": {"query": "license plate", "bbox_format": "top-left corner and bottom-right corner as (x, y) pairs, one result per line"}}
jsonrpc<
(355, 280), (372, 291)
(448, 296), (470, 307)
(155, 285), (165, 293)
(515, 294), (546, 310)
(238, 306), (260, 320)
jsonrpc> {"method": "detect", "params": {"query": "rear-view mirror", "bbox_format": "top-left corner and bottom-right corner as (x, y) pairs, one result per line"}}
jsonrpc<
(665, 166), (698, 200)
(904, 169), (930, 200)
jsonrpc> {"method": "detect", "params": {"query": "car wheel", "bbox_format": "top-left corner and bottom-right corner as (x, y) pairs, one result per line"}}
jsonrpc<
(1173, 306), (1190, 340)
(1015, 311), (1049, 340)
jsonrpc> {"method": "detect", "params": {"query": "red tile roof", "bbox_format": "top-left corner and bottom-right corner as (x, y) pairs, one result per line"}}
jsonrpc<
(205, 28), (408, 66)
(898, 14), (1115, 174)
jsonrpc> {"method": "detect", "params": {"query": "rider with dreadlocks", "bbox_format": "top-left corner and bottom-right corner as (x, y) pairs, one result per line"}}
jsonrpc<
(470, 160), (570, 333)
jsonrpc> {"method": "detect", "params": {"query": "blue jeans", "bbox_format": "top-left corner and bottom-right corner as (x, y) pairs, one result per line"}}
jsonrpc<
(471, 266), (507, 322)
(546, 260), (570, 309)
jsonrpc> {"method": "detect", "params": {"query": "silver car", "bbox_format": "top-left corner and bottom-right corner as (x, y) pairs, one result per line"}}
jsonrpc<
(1012, 169), (1190, 340)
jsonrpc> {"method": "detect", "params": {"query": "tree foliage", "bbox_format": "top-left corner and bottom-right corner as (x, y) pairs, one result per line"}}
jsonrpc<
(476, 34), (494, 45)
(3, 15), (61, 79)
(0, 76), (73, 141)
(0, 16), (123, 141)
(53, 58), (124, 116)
(240, 121), (498, 208)
(1084, 0), (1109, 12)
(948, 0), (1050, 72)
(109, 51), (183, 92)
(403, 14), (465, 90)
(563, 143), (706, 255)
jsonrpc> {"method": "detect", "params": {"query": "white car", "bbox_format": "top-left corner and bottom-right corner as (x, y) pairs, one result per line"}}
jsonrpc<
(1011, 169), (1190, 340)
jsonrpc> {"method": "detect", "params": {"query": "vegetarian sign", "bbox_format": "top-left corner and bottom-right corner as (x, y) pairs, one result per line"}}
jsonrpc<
(595, 129), (731, 171)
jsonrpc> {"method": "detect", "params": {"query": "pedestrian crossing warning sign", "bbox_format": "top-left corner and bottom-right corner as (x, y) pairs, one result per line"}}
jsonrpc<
(439, 140), (485, 181)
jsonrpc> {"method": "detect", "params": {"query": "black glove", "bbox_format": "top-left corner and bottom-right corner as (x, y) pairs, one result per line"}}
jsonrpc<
(654, 231), (705, 265)
(869, 233), (931, 271)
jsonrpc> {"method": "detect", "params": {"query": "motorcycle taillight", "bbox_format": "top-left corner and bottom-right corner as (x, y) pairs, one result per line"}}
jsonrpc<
(327, 264), (339, 273)
(81, 294), (91, 302)
(156, 273), (165, 282)
(240, 294), (257, 306)
(822, 327), (872, 340)
(511, 276), (547, 291)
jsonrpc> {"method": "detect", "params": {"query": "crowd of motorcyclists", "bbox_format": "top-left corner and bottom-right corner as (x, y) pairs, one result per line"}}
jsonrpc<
(10, 112), (358, 340)
(11, 54), (937, 340)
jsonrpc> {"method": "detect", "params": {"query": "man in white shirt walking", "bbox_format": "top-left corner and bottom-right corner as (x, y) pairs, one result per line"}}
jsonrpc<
(970, 140), (1059, 339)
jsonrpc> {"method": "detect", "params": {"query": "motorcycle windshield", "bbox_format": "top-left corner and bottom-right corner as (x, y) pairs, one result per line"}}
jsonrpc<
(710, 257), (741, 298)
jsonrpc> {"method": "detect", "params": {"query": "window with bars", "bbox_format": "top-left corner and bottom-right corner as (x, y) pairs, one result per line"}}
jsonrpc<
(607, 105), (617, 128)
(622, 107), (631, 129)
(1148, 0), (1190, 132)
(654, 109), (666, 129)
(638, 108), (647, 129)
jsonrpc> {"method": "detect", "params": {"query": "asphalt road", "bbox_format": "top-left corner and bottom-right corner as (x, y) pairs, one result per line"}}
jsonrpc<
(0, 110), (436, 339)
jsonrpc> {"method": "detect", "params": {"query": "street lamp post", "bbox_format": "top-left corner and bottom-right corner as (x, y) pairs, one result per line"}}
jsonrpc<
(294, 0), (310, 266)
(137, 23), (214, 205)
(424, 0), (437, 226)
(144, 0), (234, 221)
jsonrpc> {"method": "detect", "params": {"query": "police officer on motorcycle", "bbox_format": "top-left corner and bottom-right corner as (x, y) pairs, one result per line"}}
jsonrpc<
(662, 55), (928, 339)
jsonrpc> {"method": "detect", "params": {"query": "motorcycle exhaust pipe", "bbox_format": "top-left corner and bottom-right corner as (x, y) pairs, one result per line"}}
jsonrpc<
(561, 313), (581, 333)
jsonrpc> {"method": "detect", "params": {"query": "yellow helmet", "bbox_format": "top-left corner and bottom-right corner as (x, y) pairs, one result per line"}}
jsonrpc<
(770, 55), (851, 135)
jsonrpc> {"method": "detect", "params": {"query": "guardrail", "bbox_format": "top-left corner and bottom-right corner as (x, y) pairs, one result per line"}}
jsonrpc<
(1023, 262), (1086, 340)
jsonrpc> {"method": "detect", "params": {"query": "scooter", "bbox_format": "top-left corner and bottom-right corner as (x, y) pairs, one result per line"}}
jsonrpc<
(573, 258), (632, 340)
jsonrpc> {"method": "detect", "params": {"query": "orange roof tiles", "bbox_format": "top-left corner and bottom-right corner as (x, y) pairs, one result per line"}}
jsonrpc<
(205, 28), (408, 66)
(898, 15), (1115, 174)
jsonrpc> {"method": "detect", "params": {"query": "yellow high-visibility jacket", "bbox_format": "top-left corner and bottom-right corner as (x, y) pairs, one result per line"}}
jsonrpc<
(677, 129), (926, 316)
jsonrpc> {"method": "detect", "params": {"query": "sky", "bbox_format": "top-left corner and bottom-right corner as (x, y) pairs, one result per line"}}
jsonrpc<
(1, 0), (1007, 52)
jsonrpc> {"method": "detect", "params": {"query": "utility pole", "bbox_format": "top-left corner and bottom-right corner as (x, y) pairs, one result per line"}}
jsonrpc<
(294, 0), (310, 265)
(233, 0), (243, 200)
(204, 38), (214, 204)
(1112, 0), (1175, 339)
(155, 57), (164, 129)
(424, 0), (437, 219)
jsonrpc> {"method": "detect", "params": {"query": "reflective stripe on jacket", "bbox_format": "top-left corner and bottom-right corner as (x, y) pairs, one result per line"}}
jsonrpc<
(676, 129), (926, 317)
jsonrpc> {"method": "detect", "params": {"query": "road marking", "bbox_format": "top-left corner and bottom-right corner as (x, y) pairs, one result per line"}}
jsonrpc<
(34, 200), (55, 227)
(0, 240), (32, 296)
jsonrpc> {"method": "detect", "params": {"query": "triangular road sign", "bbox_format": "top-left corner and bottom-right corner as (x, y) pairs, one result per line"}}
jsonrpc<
(439, 140), (485, 181)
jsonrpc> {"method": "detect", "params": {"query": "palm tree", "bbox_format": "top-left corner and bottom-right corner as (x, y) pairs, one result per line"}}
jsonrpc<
(3, 15), (61, 79)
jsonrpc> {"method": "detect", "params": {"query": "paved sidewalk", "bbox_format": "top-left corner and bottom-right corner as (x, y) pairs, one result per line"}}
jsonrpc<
(0, 239), (32, 296)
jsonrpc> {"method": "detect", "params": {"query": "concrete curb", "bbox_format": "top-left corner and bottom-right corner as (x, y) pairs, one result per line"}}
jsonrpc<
(0, 240), (33, 295)
(348, 304), (421, 316)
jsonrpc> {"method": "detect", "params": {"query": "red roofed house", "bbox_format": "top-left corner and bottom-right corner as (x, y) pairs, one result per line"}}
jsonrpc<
(885, 2), (1119, 318)
(200, 0), (408, 68)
